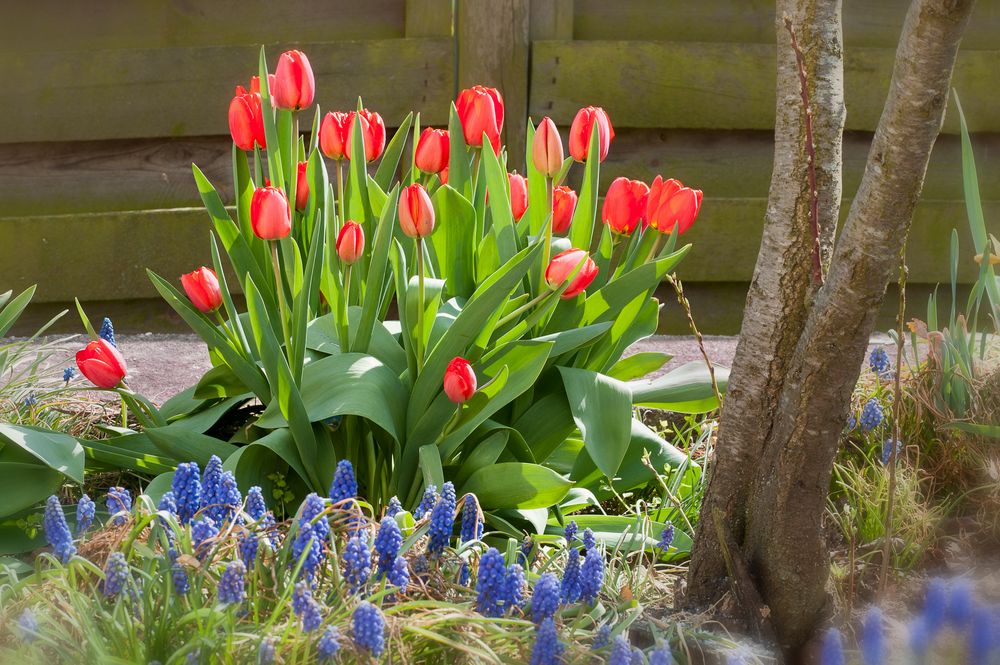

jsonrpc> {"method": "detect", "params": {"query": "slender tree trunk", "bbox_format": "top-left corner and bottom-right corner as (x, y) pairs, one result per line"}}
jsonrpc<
(685, 0), (974, 659)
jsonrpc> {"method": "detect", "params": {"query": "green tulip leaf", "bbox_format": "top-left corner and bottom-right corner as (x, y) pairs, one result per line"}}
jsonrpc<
(0, 423), (84, 484)
(628, 360), (729, 413)
(558, 366), (633, 478)
(463, 463), (573, 510)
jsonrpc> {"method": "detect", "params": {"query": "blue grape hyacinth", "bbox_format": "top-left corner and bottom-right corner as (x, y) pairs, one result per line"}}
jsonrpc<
(579, 546), (604, 605)
(505, 563), (526, 610)
(43, 496), (76, 563)
(299, 493), (330, 544)
(214, 470), (242, 524)
(217, 560), (246, 605)
(610, 636), (632, 665)
(330, 459), (358, 504)
(414, 485), (437, 519)
(869, 347), (890, 375)
(171, 553), (190, 595)
(820, 627), (845, 665)
(239, 530), (260, 567)
(246, 486), (267, 522)
(17, 609), (38, 643)
(374, 516), (402, 579)
(860, 397), (884, 432)
(460, 494), (483, 543)
(476, 547), (508, 617)
(582, 527), (596, 551)
(564, 520), (578, 543)
(76, 493), (95, 535)
(881, 439), (902, 465)
(427, 487), (456, 558)
(861, 607), (884, 665)
(158, 491), (177, 517)
(657, 523), (675, 552)
(530, 617), (563, 665)
(531, 572), (560, 623)
(62, 366), (76, 383)
(649, 646), (673, 665)
(561, 547), (582, 603)
(342, 533), (371, 594)
(99, 317), (116, 347)
(257, 637), (276, 665)
(947, 578), (973, 628)
(388, 555), (410, 594)
(592, 625), (612, 650)
(172, 461), (202, 524)
(385, 495), (403, 518)
(318, 626), (341, 661)
(106, 487), (132, 526)
(353, 601), (385, 657)
(292, 582), (323, 632)
(191, 516), (219, 558)
(102, 552), (130, 597)
(200, 455), (224, 518)
(291, 522), (323, 583)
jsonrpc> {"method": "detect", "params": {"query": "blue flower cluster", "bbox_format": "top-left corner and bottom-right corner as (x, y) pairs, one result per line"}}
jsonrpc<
(352, 601), (385, 657)
(476, 548), (508, 617)
(427, 482), (456, 558)
(869, 346), (890, 375)
(564, 520), (578, 544)
(460, 494), (483, 543)
(106, 487), (132, 526)
(191, 517), (219, 559)
(257, 637), (276, 665)
(172, 462), (202, 524)
(657, 523), (675, 552)
(561, 548), (582, 603)
(579, 547), (604, 605)
(342, 534), (371, 594)
(76, 494), (95, 534)
(218, 560), (246, 605)
(102, 552), (130, 597)
(292, 522), (323, 583)
(860, 397), (884, 432)
(374, 516), (402, 579)
(292, 582), (323, 632)
(385, 496), (403, 518)
(317, 626), (340, 661)
(43, 496), (76, 563)
(881, 438), (902, 465)
(99, 317), (116, 347)
(530, 617), (563, 665)
(531, 572), (560, 623)
(582, 527), (596, 551)
(201, 456), (225, 521)
(414, 484), (438, 519)
(330, 459), (358, 504)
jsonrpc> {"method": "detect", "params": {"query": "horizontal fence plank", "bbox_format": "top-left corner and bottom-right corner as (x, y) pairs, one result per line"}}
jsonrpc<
(4, 39), (454, 143)
(0, 1), (406, 53)
(571, 0), (1000, 50)
(3, 199), (991, 303)
(530, 41), (1000, 133)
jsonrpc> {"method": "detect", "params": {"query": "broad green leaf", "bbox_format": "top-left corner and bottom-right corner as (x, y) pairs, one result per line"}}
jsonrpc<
(0, 424), (84, 484)
(167, 395), (249, 434)
(583, 245), (691, 325)
(558, 367), (632, 477)
(608, 352), (673, 381)
(406, 275), (445, 356)
(307, 310), (407, 376)
(511, 392), (577, 464)
(481, 136), (519, 263)
(446, 103), (472, 199)
(567, 123), (601, 253)
(353, 186), (400, 354)
(419, 444), (445, 490)
(0, 286), (35, 337)
(81, 437), (177, 475)
(463, 463), (573, 509)
(430, 184), (477, 298)
(374, 112), (414, 190)
(0, 447), (65, 517)
(629, 361), (729, 413)
(454, 430), (509, 486)
(144, 427), (239, 467)
(194, 364), (250, 400)
(225, 427), (311, 498)
(945, 421), (1000, 439)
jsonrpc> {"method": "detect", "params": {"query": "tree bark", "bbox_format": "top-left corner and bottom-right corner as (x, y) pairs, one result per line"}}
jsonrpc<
(685, 0), (974, 659)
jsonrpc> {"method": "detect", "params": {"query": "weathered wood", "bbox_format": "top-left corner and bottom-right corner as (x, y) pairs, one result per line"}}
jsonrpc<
(3, 39), (454, 143)
(457, 0), (531, 170)
(0, 1), (405, 52)
(530, 41), (1000, 133)
(572, 0), (1000, 49)
(405, 0), (454, 37)
(530, 0), (574, 40)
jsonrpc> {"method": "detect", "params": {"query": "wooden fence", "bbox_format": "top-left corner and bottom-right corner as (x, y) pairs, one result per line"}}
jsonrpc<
(1, 0), (997, 330)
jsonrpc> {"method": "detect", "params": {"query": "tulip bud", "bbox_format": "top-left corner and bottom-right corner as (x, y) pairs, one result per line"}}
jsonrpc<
(271, 50), (315, 111)
(320, 111), (350, 160)
(532, 117), (563, 177)
(646, 176), (703, 235)
(551, 186), (578, 234)
(569, 107), (614, 163)
(337, 221), (365, 264)
(295, 161), (310, 211)
(250, 186), (292, 240)
(399, 184), (435, 238)
(443, 357), (477, 404)
(76, 338), (127, 389)
(602, 177), (650, 235)
(415, 128), (450, 174)
(180, 266), (223, 313)
(508, 173), (528, 222)
(345, 109), (386, 162)
(228, 83), (266, 151)
(456, 85), (504, 153)
(545, 248), (598, 299)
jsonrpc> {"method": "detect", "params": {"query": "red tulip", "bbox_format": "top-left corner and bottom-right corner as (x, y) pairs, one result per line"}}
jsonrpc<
(399, 184), (435, 238)
(532, 117), (563, 177)
(251, 186), (292, 240)
(415, 128), (449, 174)
(602, 177), (650, 235)
(294, 161), (310, 211)
(319, 111), (350, 160)
(646, 176), (702, 235)
(76, 338), (127, 388)
(336, 221), (365, 264)
(509, 173), (528, 222)
(181, 266), (223, 313)
(569, 106), (614, 162)
(439, 167), (449, 185)
(228, 83), (266, 151)
(345, 109), (386, 162)
(443, 357), (477, 404)
(271, 50), (315, 111)
(456, 85), (504, 153)
(551, 186), (577, 234)
(545, 248), (598, 299)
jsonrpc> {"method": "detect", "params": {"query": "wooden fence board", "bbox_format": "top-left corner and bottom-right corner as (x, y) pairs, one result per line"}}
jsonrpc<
(3, 39), (454, 143)
(530, 41), (1000, 133)
(571, 0), (1000, 50)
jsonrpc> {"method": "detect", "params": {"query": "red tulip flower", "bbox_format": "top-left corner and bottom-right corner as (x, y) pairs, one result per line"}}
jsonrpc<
(646, 176), (703, 235)
(251, 186), (292, 240)
(456, 85), (504, 153)
(439, 167), (449, 185)
(76, 339), (127, 388)
(345, 109), (386, 162)
(295, 161), (310, 211)
(532, 117), (563, 177)
(415, 128), (449, 175)
(181, 267), (223, 313)
(271, 50), (315, 111)
(443, 357), (477, 404)
(602, 177), (650, 235)
(569, 106), (614, 162)
(319, 111), (350, 160)
(399, 184), (435, 238)
(508, 172), (528, 222)
(228, 83), (266, 151)
(545, 248), (598, 299)
(551, 186), (578, 234)
(337, 221), (365, 264)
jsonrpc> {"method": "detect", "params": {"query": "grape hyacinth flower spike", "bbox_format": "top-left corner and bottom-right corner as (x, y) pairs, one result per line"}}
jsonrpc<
(860, 397), (884, 432)
(102, 552), (130, 597)
(76, 493), (95, 535)
(530, 617), (564, 665)
(414, 484), (437, 519)
(106, 487), (132, 526)
(330, 459), (358, 504)
(342, 533), (371, 594)
(318, 626), (341, 661)
(374, 516), (403, 579)
(218, 560), (247, 605)
(201, 455), (224, 520)
(460, 493), (484, 543)
(820, 627), (845, 665)
(99, 317), (116, 347)
(43, 496), (76, 563)
(531, 572), (560, 623)
(476, 547), (508, 617)
(427, 483), (456, 558)
(657, 522), (675, 552)
(353, 601), (385, 657)
(385, 495), (403, 518)
(869, 346), (890, 375)
(172, 461), (202, 524)
(579, 546), (604, 605)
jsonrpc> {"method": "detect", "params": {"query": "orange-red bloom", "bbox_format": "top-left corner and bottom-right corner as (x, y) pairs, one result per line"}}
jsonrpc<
(345, 109), (386, 162)
(545, 248), (598, 299)
(415, 128), (449, 175)
(602, 177), (650, 235)
(181, 267), (223, 313)
(399, 184), (435, 238)
(646, 176), (702, 235)
(76, 339), (127, 388)
(250, 186), (292, 240)
(271, 50), (315, 111)
(509, 173), (528, 222)
(443, 357), (477, 404)
(569, 106), (614, 162)
(336, 221), (365, 264)
(228, 82), (266, 151)
(295, 161), (310, 211)
(319, 111), (350, 160)
(551, 186), (577, 234)
(456, 85), (504, 153)
(532, 117), (563, 177)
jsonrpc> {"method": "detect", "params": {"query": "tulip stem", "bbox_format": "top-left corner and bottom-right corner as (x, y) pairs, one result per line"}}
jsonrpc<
(415, 239), (425, 374)
(608, 234), (629, 279)
(541, 175), (554, 287)
(271, 241), (292, 352)
(339, 265), (351, 350)
(646, 233), (666, 264)
(336, 161), (346, 225)
(496, 290), (553, 329)
(120, 396), (128, 429)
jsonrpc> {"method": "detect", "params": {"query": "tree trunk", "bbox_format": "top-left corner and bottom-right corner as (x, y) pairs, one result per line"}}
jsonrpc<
(685, 0), (975, 659)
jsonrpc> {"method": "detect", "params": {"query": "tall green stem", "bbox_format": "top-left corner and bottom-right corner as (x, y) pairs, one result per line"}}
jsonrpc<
(271, 241), (292, 352)
(496, 289), (553, 329)
(607, 234), (629, 278)
(645, 233), (666, 263)
(416, 238), (426, 374)
(336, 160), (346, 225)
(339, 265), (352, 350)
